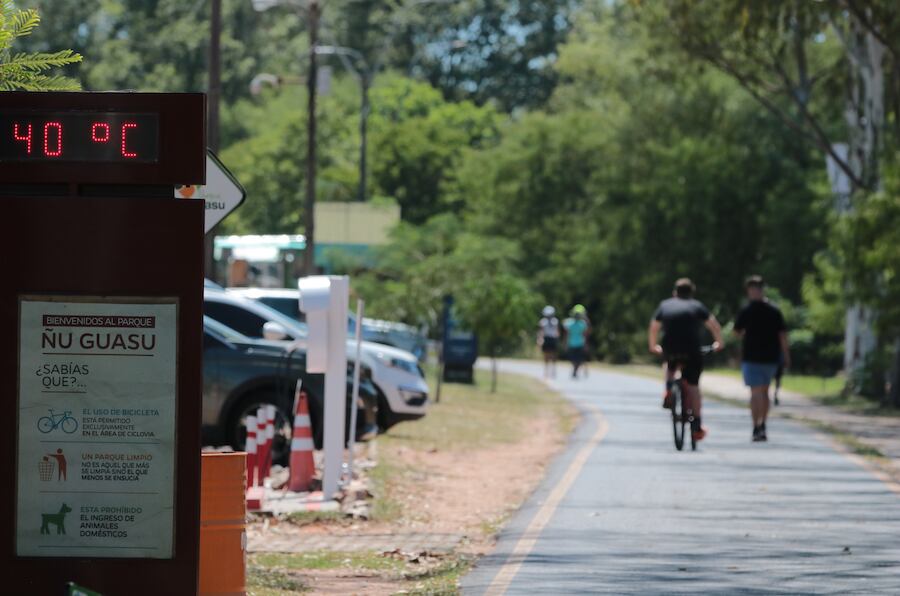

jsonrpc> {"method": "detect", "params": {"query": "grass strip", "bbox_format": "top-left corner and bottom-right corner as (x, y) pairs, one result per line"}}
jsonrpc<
(248, 550), (473, 595)
(247, 562), (309, 595)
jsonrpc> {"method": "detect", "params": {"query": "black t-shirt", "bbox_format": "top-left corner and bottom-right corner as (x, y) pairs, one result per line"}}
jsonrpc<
(734, 300), (786, 363)
(653, 297), (710, 354)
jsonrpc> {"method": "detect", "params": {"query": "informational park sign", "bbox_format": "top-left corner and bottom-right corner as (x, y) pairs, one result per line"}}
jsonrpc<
(16, 297), (177, 558)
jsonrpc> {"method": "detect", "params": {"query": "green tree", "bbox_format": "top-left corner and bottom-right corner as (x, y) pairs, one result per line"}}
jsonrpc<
(219, 79), (363, 234)
(455, 234), (536, 390)
(405, 0), (578, 111)
(354, 213), (467, 330)
(455, 270), (540, 392)
(834, 169), (900, 403)
(369, 75), (500, 223)
(0, 2), (81, 91)
(457, 5), (829, 357)
(17, 0), (305, 114)
(220, 74), (499, 232)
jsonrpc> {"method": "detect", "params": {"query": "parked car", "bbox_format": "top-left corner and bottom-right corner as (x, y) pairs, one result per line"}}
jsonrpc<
(203, 316), (376, 463)
(229, 287), (427, 361)
(203, 288), (429, 431)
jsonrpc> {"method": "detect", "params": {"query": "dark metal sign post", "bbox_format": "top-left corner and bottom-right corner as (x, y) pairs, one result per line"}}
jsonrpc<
(0, 92), (206, 595)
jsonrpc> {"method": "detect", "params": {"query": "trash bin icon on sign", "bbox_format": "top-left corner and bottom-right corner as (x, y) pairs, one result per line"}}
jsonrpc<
(38, 457), (53, 482)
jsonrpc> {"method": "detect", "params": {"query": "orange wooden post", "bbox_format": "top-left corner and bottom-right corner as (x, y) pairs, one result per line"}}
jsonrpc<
(199, 453), (247, 596)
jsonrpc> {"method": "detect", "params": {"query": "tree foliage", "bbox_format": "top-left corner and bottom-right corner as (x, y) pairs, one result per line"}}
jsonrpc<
(455, 269), (540, 391)
(0, 1), (81, 91)
(453, 8), (829, 357)
(221, 74), (499, 232)
(404, 0), (578, 111)
(836, 166), (900, 338)
(24, 0), (900, 374)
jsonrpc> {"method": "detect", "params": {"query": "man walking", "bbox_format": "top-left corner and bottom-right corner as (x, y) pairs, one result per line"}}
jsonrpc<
(734, 276), (791, 442)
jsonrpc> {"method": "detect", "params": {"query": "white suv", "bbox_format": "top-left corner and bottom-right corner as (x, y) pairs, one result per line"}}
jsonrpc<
(203, 289), (428, 430)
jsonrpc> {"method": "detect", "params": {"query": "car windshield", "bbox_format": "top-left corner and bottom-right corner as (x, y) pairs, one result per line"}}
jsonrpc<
(203, 315), (251, 343)
(240, 296), (310, 339)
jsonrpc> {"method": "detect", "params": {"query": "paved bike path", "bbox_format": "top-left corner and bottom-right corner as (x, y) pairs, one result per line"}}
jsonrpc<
(462, 361), (900, 595)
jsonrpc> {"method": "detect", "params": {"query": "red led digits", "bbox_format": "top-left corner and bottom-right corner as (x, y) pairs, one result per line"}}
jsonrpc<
(121, 122), (138, 158)
(5, 115), (153, 161)
(13, 122), (32, 154)
(43, 122), (63, 157)
(92, 122), (110, 143)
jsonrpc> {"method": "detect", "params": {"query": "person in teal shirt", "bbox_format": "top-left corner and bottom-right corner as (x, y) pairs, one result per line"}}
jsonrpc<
(563, 305), (591, 379)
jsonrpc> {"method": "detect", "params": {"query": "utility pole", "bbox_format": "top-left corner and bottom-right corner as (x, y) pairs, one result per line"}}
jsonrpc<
(358, 74), (369, 202)
(304, 0), (320, 276)
(206, 0), (223, 282)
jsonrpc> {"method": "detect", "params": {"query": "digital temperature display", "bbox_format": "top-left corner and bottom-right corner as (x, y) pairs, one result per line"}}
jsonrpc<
(0, 112), (159, 163)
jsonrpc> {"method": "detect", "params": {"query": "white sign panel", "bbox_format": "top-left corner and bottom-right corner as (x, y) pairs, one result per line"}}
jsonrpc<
(175, 150), (246, 233)
(16, 297), (178, 558)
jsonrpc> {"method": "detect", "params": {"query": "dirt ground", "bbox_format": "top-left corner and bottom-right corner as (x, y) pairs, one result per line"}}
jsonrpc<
(248, 374), (576, 595)
(378, 412), (566, 549)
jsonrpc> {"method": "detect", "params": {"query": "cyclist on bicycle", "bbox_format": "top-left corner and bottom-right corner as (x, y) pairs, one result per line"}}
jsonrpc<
(647, 278), (724, 442)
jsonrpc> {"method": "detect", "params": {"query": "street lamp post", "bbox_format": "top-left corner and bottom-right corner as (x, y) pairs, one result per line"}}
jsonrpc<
(250, 0), (457, 247)
(252, 0), (320, 276)
(315, 46), (371, 202)
(253, 45), (373, 203)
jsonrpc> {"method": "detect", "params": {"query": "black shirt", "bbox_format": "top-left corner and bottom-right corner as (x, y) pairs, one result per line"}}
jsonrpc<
(734, 300), (786, 363)
(653, 297), (710, 354)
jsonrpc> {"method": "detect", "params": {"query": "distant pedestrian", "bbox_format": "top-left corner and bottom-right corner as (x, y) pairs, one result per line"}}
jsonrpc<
(734, 276), (791, 442)
(563, 305), (591, 379)
(537, 306), (561, 378)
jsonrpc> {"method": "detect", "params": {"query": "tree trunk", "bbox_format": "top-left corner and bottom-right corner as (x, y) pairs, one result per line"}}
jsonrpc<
(838, 10), (886, 385)
(889, 338), (900, 408)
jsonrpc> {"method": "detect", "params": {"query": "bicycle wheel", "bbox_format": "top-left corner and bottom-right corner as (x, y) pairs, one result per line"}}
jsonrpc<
(61, 416), (78, 434)
(37, 417), (54, 434)
(671, 382), (685, 451)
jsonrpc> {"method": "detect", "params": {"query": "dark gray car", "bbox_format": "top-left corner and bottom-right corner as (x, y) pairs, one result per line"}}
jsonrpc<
(203, 316), (375, 462)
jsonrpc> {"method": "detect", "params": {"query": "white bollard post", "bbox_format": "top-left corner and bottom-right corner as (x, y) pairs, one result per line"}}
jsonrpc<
(265, 404), (276, 471)
(321, 276), (349, 498)
(298, 276), (349, 500)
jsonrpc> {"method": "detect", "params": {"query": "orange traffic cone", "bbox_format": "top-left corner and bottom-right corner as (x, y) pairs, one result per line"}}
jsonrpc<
(245, 415), (258, 490)
(288, 383), (316, 492)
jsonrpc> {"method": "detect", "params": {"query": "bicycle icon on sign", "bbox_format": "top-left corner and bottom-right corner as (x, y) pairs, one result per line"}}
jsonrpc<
(37, 409), (78, 434)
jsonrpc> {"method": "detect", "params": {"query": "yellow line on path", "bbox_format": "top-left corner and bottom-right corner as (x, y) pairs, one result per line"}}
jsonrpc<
(484, 404), (610, 596)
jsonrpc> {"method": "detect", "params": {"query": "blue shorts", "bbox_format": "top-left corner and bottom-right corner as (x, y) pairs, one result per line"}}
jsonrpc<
(742, 362), (779, 387)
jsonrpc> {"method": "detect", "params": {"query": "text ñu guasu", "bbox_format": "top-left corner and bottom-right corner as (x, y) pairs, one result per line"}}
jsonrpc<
(42, 331), (156, 351)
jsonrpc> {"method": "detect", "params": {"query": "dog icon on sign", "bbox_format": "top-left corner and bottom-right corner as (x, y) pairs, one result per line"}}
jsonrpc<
(40, 503), (72, 535)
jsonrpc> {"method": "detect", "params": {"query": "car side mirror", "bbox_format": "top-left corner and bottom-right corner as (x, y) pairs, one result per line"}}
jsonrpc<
(263, 321), (288, 341)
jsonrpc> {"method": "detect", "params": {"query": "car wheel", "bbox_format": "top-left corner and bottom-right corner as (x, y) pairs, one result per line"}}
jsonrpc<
(226, 389), (296, 466)
(375, 387), (398, 432)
